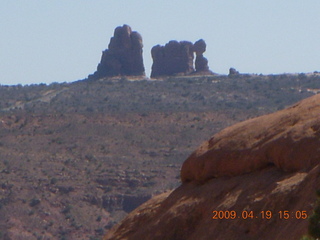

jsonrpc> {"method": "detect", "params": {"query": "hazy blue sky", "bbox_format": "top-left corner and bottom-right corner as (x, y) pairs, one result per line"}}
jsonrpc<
(1, 1), (320, 85)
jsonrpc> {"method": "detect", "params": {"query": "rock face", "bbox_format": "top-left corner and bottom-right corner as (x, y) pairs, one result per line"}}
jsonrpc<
(102, 194), (151, 213)
(151, 39), (212, 78)
(151, 41), (194, 78)
(104, 166), (320, 240)
(92, 25), (145, 79)
(103, 94), (320, 240)
(229, 67), (239, 76)
(181, 93), (320, 183)
(193, 39), (210, 73)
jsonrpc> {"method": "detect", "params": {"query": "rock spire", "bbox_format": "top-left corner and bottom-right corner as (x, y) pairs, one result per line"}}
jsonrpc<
(92, 24), (145, 79)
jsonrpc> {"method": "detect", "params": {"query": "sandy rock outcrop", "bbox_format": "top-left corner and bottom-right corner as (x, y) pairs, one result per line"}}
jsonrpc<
(229, 67), (240, 76)
(104, 94), (320, 240)
(151, 39), (213, 78)
(151, 40), (194, 78)
(182, 93), (320, 183)
(193, 39), (210, 74)
(92, 24), (145, 79)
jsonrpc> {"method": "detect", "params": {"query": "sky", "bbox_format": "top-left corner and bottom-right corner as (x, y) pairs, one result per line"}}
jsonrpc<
(1, 1), (320, 85)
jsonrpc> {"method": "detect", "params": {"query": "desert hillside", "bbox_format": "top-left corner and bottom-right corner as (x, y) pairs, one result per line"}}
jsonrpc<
(0, 73), (320, 239)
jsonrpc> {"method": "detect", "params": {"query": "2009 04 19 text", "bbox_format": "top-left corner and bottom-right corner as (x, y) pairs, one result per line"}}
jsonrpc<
(212, 210), (308, 220)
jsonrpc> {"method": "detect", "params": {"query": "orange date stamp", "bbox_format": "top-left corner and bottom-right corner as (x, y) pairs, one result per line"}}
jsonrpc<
(212, 210), (308, 220)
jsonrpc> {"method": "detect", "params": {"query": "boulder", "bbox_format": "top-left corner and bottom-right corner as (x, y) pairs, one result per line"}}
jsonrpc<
(193, 39), (206, 55)
(92, 24), (145, 79)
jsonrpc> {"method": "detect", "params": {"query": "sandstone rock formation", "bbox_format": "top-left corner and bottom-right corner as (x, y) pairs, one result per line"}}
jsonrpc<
(193, 39), (210, 73)
(181, 93), (320, 183)
(151, 41), (194, 78)
(229, 67), (239, 76)
(92, 25), (145, 79)
(104, 94), (320, 240)
(151, 39), (212, 78)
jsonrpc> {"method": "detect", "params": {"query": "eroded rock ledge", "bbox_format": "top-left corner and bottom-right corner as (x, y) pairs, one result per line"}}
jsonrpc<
(181, 93), (320, 183)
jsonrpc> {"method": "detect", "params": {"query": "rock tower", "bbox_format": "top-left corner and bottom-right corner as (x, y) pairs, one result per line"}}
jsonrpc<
(92, 25), (145, 79)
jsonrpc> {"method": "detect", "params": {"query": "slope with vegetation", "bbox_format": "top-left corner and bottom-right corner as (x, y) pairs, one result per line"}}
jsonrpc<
(0, 73), (319, 239)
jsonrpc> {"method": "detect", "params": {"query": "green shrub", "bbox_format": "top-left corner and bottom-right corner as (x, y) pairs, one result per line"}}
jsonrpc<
(29, 198), (41, 207)
(300, 235), (315, 240)
(301, 190), (320, 240)
(308, 191), (320, 238)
